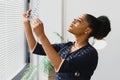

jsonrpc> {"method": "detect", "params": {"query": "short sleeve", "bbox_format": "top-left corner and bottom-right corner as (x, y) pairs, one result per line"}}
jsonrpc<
(32, 42), (67, 55)
(32, 43), (45, 55)
(58, 59), (75, 73)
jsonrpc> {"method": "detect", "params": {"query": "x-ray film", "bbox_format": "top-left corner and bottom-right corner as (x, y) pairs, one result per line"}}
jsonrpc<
(28, 0), (40, 22)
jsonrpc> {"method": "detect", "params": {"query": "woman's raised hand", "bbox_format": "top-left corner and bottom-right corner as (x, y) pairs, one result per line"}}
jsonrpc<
(22, 10), (31, 24)
(31, 18), (45, 37)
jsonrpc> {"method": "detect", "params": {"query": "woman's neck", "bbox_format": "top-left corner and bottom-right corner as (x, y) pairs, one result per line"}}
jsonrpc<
(69, 35), (88, 54)
(74, 35), (88, 49)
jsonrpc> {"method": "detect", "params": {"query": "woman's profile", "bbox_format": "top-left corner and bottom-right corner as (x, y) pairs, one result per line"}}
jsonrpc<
(22, 10), (111, 80)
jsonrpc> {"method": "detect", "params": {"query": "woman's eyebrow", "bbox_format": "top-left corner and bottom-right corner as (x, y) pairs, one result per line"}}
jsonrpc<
(78, 18), (83, 21)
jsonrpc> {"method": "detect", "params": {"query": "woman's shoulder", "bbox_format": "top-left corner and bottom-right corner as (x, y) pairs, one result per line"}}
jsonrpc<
(80, 43), (98, 58)
(52, 41), (73, 47)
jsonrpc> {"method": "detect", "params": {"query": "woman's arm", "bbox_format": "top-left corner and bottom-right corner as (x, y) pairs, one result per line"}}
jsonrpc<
(31, 18), (62, 71)
(22, 10), (37, 52)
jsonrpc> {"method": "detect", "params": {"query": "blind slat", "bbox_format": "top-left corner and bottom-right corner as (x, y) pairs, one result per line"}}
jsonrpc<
(0, 0), (26, 80)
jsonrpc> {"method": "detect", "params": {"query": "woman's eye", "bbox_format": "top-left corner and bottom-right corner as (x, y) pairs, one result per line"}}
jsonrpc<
(73, 19), (81, 23)
(77, 19), (81, 23)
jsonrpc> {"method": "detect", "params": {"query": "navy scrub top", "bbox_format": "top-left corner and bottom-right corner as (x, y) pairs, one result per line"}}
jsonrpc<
(33, 42), (98, 80)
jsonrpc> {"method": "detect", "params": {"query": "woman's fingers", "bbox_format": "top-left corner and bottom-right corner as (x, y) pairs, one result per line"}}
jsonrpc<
(27, 9), (32, 15)
(26, 9), (32, 17)
(31, 18), (45, 37)
(28, 9), (32, 13)
(22, 12), (26, 17)
(31, 19), (38, 28)
(32, 18), (42, 24)
(33, 19), (38, 24)
(22, 9), (32, 18)
(31, 18), (43, 28)
(36, 18), (43, 24)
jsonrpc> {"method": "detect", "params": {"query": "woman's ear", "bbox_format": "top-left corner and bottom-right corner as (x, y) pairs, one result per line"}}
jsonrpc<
(84, 27), (92, 34)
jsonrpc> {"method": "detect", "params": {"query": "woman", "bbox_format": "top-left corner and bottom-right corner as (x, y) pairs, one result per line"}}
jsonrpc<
(22, 10), (111, 80)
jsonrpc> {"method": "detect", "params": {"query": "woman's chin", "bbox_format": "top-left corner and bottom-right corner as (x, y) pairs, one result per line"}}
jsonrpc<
(67, 28), (72, 33)
(67, 27), (71, 32)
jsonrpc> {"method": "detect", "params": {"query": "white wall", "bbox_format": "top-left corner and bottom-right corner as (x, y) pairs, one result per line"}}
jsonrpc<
(63, 0), (120, 80)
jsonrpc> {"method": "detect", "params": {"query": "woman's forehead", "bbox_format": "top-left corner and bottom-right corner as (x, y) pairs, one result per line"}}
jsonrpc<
(77, 14), (87, 22)
(78, 14), (86, 20)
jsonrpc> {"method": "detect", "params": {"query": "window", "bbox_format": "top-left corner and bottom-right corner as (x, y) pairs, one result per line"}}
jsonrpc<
(0, 0), (26, 79)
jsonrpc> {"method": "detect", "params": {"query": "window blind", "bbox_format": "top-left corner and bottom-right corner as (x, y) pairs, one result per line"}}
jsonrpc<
(0, 0), (26, 80)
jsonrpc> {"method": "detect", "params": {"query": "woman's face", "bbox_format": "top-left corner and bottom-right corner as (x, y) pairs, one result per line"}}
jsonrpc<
(68, 14), (91, 36)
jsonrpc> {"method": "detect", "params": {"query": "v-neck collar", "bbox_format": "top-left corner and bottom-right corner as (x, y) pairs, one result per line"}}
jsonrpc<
(68, 42), (89, 54)
(58, 42), (90, 59)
